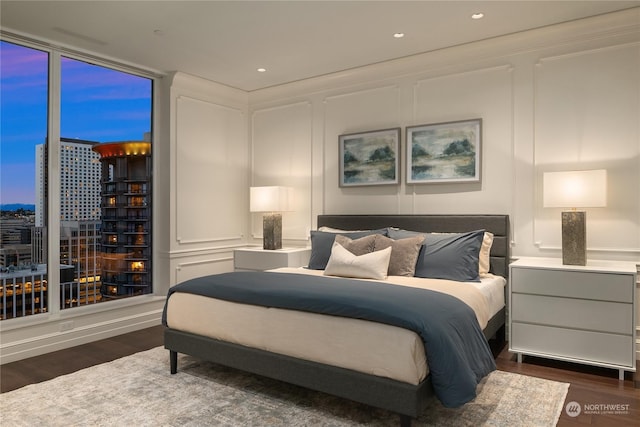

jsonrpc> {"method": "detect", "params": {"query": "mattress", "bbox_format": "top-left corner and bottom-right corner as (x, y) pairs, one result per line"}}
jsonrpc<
(165, 268), (505, 385)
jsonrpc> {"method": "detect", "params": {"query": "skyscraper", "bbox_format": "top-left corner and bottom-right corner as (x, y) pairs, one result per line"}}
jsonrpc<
(35, 138), (102, 227)
(33, 138), (104, 308)
(93, 141), (152, 298)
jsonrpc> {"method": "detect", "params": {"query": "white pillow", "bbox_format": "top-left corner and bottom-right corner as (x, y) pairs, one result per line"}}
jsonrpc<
(479, 231), (494, 276)
(324, 242), (391, 280)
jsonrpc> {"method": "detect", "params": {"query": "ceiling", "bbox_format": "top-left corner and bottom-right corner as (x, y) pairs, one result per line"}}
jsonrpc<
(1, 1), (638, 91)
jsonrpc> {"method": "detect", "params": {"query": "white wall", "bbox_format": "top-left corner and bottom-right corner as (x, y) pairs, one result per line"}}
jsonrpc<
(250, 102), (313, 243)
(246, 9), (640, 354)
(160, 72), (250, 288)
(247, 9), (640, 260)
(532, 43), (639, 257)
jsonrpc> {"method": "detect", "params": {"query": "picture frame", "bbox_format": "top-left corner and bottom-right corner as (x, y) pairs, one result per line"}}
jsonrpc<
(339, 127), (400, 187)
(406, 118), (481, 184)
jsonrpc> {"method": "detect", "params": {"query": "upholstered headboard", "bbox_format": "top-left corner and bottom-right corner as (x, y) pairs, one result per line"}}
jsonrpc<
(317, 214), (511, 278)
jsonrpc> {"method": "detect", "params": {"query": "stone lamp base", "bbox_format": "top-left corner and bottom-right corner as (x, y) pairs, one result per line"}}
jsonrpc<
(263, 213), (282, 250)
(561, 210), (586, 266)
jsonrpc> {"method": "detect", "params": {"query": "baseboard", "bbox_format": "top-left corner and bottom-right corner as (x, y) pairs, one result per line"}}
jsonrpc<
(0, 299), (164, 364)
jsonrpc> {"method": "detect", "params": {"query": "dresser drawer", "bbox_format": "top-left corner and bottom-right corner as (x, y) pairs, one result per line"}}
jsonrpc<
(510, 267), (633, 302)
(511, 323), (634, 367)
(511, 294), (633, 334)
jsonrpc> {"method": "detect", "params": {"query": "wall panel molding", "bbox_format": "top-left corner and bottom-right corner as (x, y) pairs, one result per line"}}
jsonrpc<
(532, 42), (640, 254)
(174, 95), (246, 247)
(322, 84), (402, 215)
(322, 84), (400, 104)
(407, 64), (514, 216)
(174, 256), (234, 284)
(250, 101), (313, 242)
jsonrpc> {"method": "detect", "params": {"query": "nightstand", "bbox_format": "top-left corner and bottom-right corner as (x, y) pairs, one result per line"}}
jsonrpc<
(234, 247), (312, 271)
(509, 257), (637, 380)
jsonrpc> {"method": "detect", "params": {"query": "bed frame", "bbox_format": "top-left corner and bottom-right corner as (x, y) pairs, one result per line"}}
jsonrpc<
(164, 214), (510, 426)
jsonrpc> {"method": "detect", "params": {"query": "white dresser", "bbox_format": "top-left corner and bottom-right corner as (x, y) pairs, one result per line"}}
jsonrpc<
(509, 257), (637, 380)
(234, 247), (311, 271)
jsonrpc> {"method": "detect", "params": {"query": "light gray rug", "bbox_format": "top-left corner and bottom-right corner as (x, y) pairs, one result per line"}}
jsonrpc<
(1, 347), (568, 426)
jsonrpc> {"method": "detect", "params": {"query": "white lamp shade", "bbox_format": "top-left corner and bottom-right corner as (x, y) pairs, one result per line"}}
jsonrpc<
(250, 186), (292, 212)
(543, 169), (607, 208)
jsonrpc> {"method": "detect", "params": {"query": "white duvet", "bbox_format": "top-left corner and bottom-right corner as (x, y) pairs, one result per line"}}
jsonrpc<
(165, 268), (505, 385)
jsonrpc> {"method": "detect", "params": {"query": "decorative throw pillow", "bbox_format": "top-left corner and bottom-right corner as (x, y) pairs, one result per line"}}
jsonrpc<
(324, 242), (391, 280)
(478, 231), (494, 276)
(388, 228), (494, 278)
(334, 234), (377, 256)
(387, 228), (485, 282)
(373, 234), (425, 276)
(308, 229), (387, 270)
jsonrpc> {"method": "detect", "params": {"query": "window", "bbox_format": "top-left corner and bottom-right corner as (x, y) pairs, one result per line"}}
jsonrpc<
(0, 38), (154, 320)
(0, 41), (49, 319)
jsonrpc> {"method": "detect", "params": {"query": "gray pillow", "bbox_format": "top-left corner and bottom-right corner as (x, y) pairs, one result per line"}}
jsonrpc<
(308, 229), (387, 270)
(373, 234), (425, 276)
(387, 228), (485, 282)
(334, 234), (377, 256)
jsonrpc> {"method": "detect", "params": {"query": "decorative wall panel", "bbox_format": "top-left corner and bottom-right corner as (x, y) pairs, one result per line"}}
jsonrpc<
(174, 255), (234, 285)
(251, 102), (313, 241)
(534, 43), (640, 253)
(323, 85), (402, 214)
(175, 95), (246, 245)
(410, 66), (513, 215)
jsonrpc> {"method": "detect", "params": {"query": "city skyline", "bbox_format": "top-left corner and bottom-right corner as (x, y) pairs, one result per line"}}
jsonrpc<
(0, 40), (152, 205)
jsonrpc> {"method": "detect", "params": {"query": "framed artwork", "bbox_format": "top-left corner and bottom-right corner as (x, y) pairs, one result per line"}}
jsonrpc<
(339, 127), (400, 187)
(406, 118), (481, 184)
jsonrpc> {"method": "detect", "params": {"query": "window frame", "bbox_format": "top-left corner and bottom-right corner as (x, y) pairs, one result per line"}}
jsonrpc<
(0, 32), (160, 325)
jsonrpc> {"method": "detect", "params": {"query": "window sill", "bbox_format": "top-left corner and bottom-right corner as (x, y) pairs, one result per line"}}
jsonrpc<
(0, 294), (166, 332)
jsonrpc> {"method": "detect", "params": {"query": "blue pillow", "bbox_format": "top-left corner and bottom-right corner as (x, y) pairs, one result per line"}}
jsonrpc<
(387, 228), (484, 282)
(308, 229), (388, 270)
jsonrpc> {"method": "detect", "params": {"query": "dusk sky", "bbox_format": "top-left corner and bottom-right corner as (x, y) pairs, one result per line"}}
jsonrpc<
(0, 40), (152, 205)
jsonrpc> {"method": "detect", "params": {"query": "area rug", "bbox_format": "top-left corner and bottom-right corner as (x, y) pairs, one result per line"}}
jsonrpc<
(0, 347), (568, 426)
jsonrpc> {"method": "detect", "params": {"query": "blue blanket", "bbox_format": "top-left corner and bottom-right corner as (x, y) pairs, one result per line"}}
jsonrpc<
(162, 271), (496, 407)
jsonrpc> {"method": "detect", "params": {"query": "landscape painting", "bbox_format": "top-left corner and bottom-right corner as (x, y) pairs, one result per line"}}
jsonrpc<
(339, 128), (400, 187)
(406, 119), (481, 184)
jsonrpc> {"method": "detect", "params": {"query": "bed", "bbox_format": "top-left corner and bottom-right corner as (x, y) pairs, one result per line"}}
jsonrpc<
(163, 214), (510, 426)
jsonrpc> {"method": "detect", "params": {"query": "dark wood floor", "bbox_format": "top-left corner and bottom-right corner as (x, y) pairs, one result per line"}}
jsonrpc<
(2, 325), (638, 426)
(492, 340), (640, 426)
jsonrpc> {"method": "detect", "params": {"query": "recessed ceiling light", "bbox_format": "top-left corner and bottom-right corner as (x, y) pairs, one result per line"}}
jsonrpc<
(471, 13), (484, 20)
(393, 32), (405, 38)
(257, 68), (267, 73)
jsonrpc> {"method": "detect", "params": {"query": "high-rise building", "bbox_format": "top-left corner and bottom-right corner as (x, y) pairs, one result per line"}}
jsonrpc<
(60, 220), (102, 307)
(35, 138), (102, 227)
(0, 218), (33, 268)
(0, 218), (32, 246)
(31, 138), (104, 311)
(0, 244), (32, 269)
(93, 141), (152, 298)
(31, 226), (46, 265)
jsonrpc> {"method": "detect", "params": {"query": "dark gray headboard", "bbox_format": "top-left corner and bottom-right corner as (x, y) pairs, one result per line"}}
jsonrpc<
(317, 214), (510, 278)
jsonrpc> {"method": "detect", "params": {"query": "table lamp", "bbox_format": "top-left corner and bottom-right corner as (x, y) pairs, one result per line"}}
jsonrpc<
(250, 186), (292, 250)
(543, 169), (607, 265)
